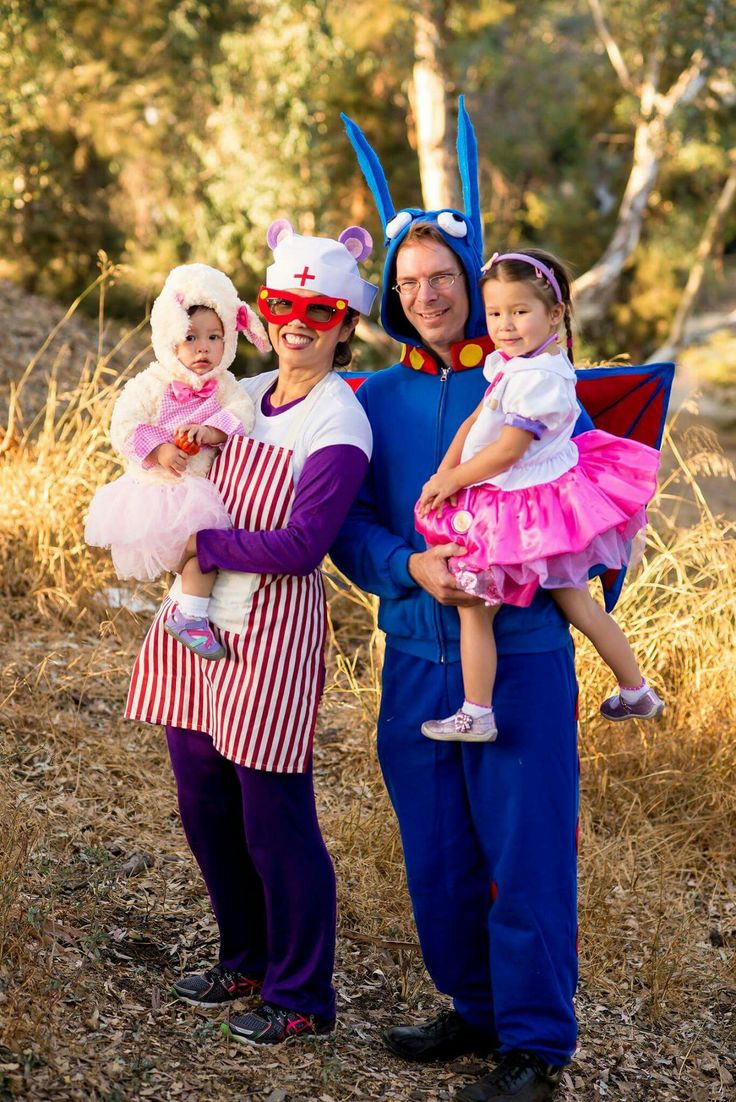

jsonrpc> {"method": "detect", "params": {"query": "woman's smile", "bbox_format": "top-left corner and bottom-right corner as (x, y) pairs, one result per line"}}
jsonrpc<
(280, 328), (314, 350)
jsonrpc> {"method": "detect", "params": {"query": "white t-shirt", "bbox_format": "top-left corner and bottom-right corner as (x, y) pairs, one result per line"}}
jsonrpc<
(240, 370), (372, 480)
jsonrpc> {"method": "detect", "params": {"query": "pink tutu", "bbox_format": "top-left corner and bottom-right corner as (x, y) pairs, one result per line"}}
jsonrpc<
(415, 430), (660, 607)
(85, 471), (231, 581)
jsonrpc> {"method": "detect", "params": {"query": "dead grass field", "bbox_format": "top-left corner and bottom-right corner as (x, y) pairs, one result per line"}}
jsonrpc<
(1, 276), (735, 1102)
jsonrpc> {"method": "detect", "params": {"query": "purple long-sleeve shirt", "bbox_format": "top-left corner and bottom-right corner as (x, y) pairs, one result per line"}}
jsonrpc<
(196, 440), (369, 577)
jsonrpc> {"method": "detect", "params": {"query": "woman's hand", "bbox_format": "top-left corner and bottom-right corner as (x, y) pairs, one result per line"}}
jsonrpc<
(153, 442), (188, 476)
(177, 424), (227, 446)
(418, 469), (462, 516)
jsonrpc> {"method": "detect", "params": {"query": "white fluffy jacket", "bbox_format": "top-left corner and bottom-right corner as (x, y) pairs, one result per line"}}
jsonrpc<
(110, 361), (255, 484)
(108, 262), (266, 483)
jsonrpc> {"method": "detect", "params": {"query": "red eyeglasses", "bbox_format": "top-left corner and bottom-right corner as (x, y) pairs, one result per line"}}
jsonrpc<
(257, 287), (349, 331)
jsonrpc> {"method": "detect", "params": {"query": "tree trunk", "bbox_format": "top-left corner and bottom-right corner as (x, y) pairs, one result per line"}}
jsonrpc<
(667, 161), (736, 348)
(574, 5), (712, 326)
(409, 0), (459, 211)
(573, 111), (665, 324)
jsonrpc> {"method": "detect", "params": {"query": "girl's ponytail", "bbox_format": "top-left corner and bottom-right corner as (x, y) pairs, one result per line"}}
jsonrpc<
(564, 304), (574, 365)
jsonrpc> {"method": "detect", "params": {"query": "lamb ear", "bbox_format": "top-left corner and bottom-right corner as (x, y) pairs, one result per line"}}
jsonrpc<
(266, 218), (295, 250)
(338, 226), (373, 261)
(236, 303), (270, 355)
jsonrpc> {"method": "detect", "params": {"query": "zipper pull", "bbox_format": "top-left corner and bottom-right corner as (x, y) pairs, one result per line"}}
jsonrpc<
(440, 365), (450, 382)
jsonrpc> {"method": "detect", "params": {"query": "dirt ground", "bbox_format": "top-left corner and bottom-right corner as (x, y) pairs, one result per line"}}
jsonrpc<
(1, 601), (735, 1102)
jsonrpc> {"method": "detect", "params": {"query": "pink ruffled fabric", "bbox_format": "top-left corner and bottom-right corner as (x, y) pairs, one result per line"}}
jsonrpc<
(415, 430), (659, 607)
(85, 472), (231, 581)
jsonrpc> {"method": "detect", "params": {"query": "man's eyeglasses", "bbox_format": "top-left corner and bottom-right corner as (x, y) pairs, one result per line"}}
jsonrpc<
(257, 287), (349, 330)
(393, 272), (462, 297)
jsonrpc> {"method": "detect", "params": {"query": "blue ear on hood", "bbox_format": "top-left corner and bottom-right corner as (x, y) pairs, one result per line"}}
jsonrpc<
(341, 104), (483, 252)
(457, 95), (483, 254)
(342, 100), (488, 347)
(341, 112), (396, 233)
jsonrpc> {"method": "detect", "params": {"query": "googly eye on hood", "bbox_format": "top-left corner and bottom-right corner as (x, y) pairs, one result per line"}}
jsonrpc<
(386, 211), (413, 240)
(437, 211), (468, 238)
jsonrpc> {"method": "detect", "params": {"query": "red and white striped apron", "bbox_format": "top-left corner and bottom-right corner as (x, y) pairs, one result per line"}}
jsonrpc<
(125, 376), (327, 774)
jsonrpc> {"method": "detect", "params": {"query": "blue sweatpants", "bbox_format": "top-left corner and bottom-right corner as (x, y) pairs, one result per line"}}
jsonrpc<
(377, 642), (579, 1066)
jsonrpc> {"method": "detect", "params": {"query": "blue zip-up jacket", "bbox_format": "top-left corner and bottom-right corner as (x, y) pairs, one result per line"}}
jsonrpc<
(331, 361), (595, 664)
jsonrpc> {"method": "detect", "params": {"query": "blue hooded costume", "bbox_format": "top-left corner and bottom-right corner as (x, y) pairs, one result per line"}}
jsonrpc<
(331, 101), (672, 1064)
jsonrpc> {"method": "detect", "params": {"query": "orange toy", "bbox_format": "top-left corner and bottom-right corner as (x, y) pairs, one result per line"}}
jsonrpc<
(174, 430), (200, 456)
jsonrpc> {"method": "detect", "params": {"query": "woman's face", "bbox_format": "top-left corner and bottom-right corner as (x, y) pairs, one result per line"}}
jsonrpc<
(266, 289), (357, 372)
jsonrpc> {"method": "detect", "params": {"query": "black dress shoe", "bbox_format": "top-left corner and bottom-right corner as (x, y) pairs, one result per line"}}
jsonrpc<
(455, 1049), (563, 1101)
(383, 1009), (497, 1063)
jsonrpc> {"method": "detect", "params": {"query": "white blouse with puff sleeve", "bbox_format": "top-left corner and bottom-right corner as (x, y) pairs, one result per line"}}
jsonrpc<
(461, 349), (580, 491)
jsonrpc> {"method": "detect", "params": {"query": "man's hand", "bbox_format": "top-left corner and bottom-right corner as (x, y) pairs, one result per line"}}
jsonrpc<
(408, 544), (478, 606)
(418, 469), (461, 516)
(152, 441), (188, 476)
(177, 424), (228, 446)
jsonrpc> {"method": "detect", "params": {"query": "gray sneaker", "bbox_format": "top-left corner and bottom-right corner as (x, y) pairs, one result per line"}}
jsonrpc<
(422, 709), (498, 743)
(222, 1002), (335, 1046)
(172, 963), (261, 1007)
(600, 686), (664, 722)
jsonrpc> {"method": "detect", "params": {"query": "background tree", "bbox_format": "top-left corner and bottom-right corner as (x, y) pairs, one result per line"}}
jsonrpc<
(0, 0), (733, 363)
(572, 0), (727, 327)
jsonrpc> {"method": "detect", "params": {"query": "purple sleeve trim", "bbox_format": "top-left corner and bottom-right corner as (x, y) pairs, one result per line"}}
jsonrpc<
(202, 408), (244, 437)
(196, 444), (369, 576)
(133, 424), (173, 467)
(504, 413), (547, 440)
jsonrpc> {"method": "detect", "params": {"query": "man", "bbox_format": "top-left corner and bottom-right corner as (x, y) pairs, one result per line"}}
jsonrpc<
(331, 108), (581, 1102)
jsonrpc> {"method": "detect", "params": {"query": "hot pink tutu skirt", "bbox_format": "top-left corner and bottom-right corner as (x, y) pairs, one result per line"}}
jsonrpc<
(415, 430), (660, 607)
(85, 471), (231, 581)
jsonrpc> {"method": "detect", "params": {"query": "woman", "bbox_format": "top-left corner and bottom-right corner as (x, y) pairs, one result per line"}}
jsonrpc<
(125, 218), (376, 1046)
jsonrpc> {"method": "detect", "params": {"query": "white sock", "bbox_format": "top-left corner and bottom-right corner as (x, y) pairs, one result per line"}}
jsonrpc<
(462, 699), (494, 718)
(178, 593), (210, 619)
(619, 678), (648, 704)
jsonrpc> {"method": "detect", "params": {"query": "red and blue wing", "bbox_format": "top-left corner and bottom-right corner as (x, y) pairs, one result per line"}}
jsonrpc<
(575, 362), (673, 450)
(576, 362), (674, 610)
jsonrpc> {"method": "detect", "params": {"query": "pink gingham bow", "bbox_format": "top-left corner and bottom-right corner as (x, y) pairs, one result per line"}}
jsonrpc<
(170, 378), (218, 402)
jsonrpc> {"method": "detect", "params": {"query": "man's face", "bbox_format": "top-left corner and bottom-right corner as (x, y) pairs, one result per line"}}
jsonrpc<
(394, 239), (470, 351)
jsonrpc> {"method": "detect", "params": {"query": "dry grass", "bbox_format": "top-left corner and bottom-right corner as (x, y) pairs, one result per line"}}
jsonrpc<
(1, 273), (735, 1100)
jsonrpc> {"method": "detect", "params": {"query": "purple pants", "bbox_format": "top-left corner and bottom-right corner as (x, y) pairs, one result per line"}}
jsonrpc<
(165, 725), (336, 1019)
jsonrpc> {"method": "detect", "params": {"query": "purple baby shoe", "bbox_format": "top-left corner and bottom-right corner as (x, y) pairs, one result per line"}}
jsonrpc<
(164, 606), (226, 661)
(600, 686), (664, 721)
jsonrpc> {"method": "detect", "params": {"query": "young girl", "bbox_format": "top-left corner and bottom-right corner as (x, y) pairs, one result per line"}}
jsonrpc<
(85, 263), (268, 660)
(415, 248), (664, 742)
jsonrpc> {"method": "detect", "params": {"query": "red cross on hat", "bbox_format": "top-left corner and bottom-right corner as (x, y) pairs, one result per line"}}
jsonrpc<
(294, 266), (316, 287)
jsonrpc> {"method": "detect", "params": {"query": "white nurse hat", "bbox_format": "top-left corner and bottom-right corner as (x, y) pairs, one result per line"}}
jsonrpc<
(265, 220), (378, 315)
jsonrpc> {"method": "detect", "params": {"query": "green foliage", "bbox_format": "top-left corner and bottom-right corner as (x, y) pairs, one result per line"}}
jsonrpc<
(0, 0), (733, 354)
